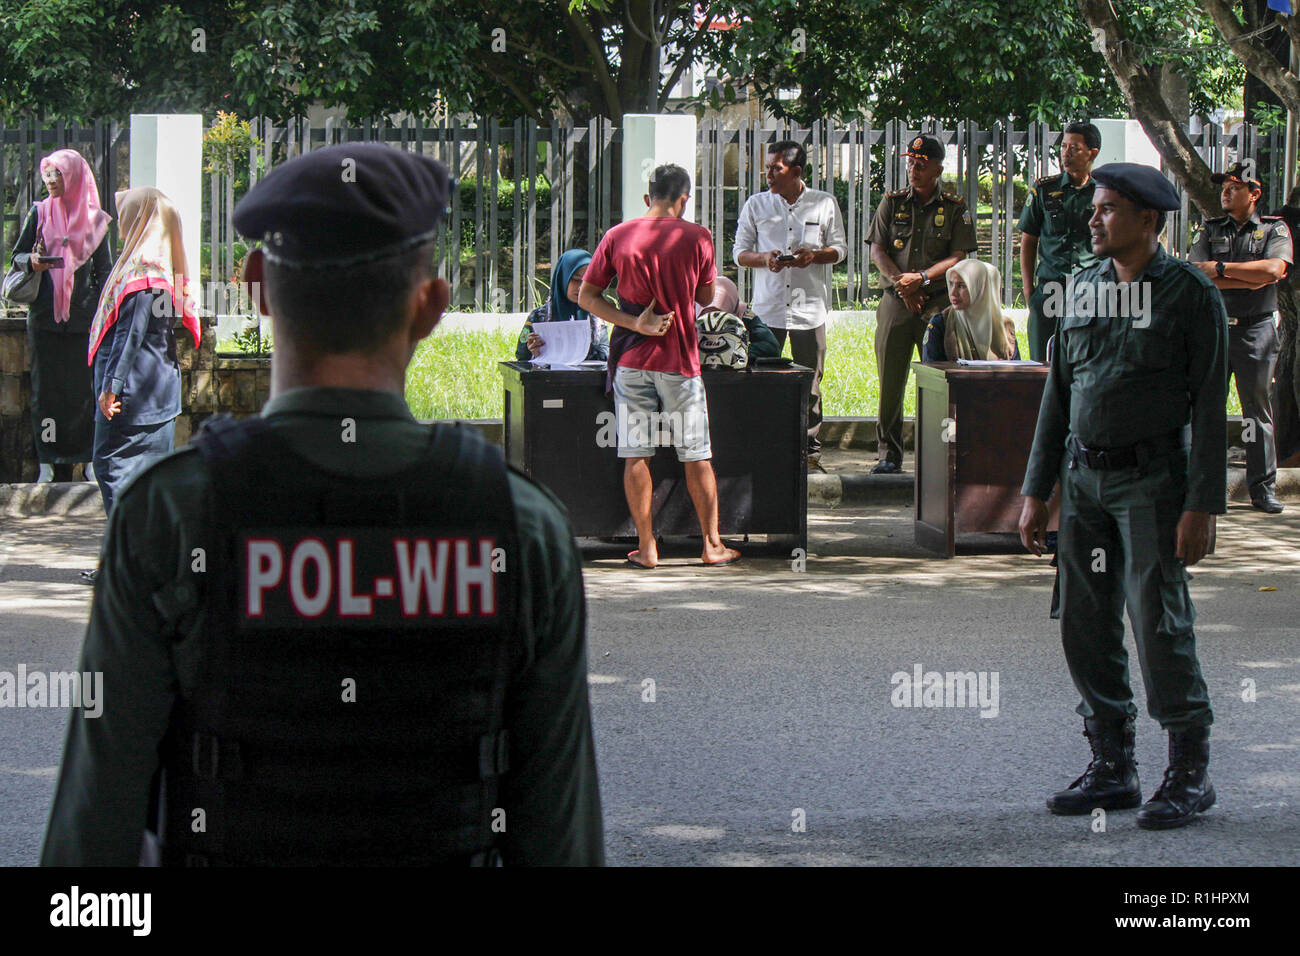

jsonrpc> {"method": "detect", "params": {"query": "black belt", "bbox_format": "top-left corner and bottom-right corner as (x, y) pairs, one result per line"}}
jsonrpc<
(1068, 430), (1186, 471)
(1227, 312), (1274, 327)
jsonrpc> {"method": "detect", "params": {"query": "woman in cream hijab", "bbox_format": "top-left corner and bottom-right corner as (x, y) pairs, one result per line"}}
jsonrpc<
(921, 258), (1021, 362)
(85, 186), (200, 527)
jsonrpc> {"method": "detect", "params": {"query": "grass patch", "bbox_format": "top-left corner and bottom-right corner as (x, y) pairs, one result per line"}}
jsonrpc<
(406, 322), (1242, 419)
(406, 328), (519, 419)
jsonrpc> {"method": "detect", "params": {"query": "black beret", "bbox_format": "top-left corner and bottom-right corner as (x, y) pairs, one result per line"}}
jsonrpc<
(1092, 163), (1181, 212)
(1211, 161), (1262, 191)
(233, 143), (452, 268)
(903, 134), (944, 162)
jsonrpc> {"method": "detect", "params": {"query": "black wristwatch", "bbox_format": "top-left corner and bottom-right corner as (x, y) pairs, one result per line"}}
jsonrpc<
(1215, 261), (1226, 278)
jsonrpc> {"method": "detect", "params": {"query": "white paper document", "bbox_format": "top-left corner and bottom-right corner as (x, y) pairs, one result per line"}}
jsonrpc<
(529, 320), (591, 366)
(955, 359), (1042, 367)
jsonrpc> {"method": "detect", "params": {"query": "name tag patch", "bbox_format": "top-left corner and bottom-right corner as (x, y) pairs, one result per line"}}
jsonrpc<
(240, 530), (503, 627)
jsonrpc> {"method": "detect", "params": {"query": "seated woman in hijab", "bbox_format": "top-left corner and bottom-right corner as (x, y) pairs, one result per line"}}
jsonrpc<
(698, 275), (781, 363)
(515, 248), (609, 361)
(922, 259), (1022, 363)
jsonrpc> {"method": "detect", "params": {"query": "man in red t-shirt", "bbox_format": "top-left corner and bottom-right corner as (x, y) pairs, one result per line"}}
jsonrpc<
(579, 164), (740, 568)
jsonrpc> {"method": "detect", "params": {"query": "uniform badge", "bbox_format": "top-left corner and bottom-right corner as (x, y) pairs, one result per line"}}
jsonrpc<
(935, 214), (945, 226)
(912, 136), (924, 149)
(962, 210), (972, 224)
(1254, 229), (1265, 240)
(894, 239), (905, 249)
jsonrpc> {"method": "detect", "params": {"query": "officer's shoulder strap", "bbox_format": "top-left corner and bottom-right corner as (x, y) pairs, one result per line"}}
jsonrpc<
(1034, 174), (1059, 188)
(940, 190), (962, 204)
(886, 187), (908, 199)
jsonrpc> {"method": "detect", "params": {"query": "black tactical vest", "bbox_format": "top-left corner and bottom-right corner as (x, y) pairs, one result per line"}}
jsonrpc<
(153, 415), (520, 866)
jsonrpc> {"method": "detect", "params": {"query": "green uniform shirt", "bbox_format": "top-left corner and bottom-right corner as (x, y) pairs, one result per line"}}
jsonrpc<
(41, 387), (605, 866)
(867, 186), (978, 307)
(1018, 172), (1099, 282)
(1022, 247), (1228, 514)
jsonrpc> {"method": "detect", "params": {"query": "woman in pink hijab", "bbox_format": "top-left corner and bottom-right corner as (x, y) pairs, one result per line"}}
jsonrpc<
(8, 149), (113, 481)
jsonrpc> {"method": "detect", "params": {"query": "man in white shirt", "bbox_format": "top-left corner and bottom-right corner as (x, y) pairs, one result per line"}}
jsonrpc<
(735, 141), (848, 471)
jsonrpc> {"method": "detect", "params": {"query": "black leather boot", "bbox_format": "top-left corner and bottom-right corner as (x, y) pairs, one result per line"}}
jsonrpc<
(1136, 726), (1215, 829)
(1251, 486), (1284, 514)
(1047, 717), (1141, 815)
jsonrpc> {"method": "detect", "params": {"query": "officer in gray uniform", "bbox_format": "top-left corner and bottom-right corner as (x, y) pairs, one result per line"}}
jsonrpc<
(1020, 163), (1227, 830)
(1189, 161), (1292, 513)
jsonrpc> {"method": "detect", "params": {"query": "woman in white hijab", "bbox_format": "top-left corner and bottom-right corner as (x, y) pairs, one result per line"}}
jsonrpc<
(921, 258), (1021, 362)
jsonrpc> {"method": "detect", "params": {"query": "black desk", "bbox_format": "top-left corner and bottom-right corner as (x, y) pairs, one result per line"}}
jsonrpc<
(912, 362), (1060, 557)
(500, 362), (812, 549)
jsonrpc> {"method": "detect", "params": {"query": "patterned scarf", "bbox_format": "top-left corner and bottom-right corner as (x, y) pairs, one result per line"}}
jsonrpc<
(88, 187), (200, 363)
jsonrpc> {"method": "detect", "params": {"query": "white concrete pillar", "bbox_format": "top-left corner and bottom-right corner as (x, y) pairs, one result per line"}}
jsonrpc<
(1092, 118), (1161, 169)
(622, 113), (698, 223)
(129, 114), (203, 281)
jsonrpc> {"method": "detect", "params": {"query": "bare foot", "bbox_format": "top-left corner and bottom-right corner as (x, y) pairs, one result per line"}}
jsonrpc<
(701, 545), (740, 566)
(627, 548), (657, 569)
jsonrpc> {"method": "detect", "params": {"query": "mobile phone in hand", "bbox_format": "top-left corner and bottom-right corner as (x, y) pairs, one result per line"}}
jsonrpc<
(776, 254), (797, 262)
(36, 255), (64, 267)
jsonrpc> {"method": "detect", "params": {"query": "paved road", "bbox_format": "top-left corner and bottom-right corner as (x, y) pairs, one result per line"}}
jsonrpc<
(2, 503), (1297, 866)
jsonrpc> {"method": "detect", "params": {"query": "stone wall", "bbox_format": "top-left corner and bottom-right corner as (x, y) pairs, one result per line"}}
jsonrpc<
(0, 313), (270, 482)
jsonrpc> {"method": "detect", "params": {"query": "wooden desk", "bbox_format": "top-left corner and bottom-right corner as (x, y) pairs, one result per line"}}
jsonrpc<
(500, 362), (813, 549)
(912, 362), (1059, 557)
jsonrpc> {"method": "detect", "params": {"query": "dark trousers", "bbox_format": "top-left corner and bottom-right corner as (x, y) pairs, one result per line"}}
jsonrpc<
(772, 324), (826, 455)
(1228, 318), (1280, 494)
(874, 293), (929, 465)
(1056, 449), (1212, 732)
(92, 418), (175, 514)
(1028, 280), (1056, 362)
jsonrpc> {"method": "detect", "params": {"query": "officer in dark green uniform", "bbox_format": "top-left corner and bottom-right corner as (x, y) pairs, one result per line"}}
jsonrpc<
(1019, 163), (1227, 830)
(1018, 122), (1101, 361)
(867, 134), (978, 473)
(41, 144), (605, 866)
(1189, 160), (1292, 514)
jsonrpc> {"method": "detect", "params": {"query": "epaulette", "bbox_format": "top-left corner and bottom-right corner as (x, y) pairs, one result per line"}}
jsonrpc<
(1035, 174), (1059, 188)
(1261, 214), (1285, 223)
(886, 188), (908, 199)
(940, 191), (962, 204)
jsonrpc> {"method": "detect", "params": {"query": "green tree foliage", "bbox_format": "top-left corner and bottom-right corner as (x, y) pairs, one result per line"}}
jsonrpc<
(0, 0), (1247, 128)
(703, 0), (1241, 125)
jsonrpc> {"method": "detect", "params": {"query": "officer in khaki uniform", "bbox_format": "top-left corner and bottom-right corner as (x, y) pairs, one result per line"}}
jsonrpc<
(41, 145), (605, 866)
(1019, 122), (1102, 361)
(1189, 161), (1292, 513)
(1020, 164), (1227, 830)
(867, 134), (978, 473)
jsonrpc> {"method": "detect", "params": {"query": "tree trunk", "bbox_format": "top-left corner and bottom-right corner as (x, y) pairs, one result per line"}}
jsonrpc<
(1076, 0), (1220, 216)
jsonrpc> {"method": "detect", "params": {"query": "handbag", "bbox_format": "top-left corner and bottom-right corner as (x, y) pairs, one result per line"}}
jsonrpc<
(2, 261), (41, 304)
(2, 205), (43, 305)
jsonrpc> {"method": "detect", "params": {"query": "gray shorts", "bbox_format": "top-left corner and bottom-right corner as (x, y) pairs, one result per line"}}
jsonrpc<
(611, 367), (712, 461)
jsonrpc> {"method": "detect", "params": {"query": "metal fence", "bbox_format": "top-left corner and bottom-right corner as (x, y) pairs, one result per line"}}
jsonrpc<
(3, 115), (1283, 315)
(232, 115), (1289, 310)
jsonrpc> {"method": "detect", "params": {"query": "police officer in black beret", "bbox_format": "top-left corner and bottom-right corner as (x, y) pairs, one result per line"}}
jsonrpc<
(1189, 160), (1292, 513)
(1020, 163), (1227, 830)
(42, 144), (606, 865)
